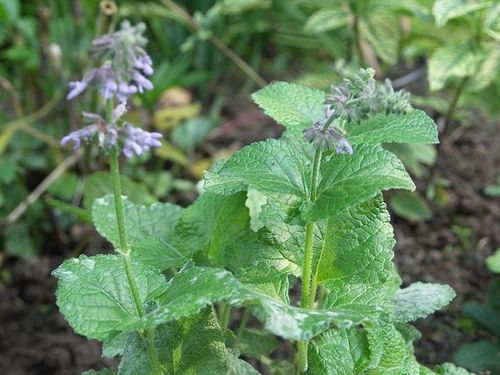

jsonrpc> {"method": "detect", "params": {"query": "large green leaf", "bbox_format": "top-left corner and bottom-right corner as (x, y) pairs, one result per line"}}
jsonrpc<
(393, 282), (455, 323)
(118, 309), (235, 375)
(204, 138), (310, 198)
(314, 197), (395, 286)
(252, 82), (325, 136)
(359, 13), (400, 65)
(308, 329), (372, 375)
(53, 254), (167, 341)
(304, 8), (349, 33)
(428, 44), (482, 91)
(309, 145), (414, 221)
(92, 195), (186, 270)
(346, 110), (439, 145)
(176, 192), (249, 264)
(433, 0), (492, 27)
(122, 265), (376, 341)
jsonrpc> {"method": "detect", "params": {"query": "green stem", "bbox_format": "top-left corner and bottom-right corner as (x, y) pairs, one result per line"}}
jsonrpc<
(107, 99), (163, 375)
(444, 76), (468, 127)
(297, 148), (323, 373)
(236, 309), (250, 343)
(219, 303), (232, 329)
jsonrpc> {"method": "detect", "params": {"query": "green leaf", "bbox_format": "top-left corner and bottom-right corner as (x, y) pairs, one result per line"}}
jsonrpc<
(172, 116), (216, 151)
(309, 145), (414, 221)
(394, 282), (455, 323)
(315, 196), (395, 286)
(123, 265), (376, 341)
(176, 192), (249, 264)
(252, 82), (325, 137)
(53, 254), (167, 341)
(119, 309), (231, 375)
(468, 47), (500, 91)
(454, 341), (500, 374)
(359, 13), (400, 65)
(433, 362), (474, 375)
(389, 191), (432, 222)
(384, 143), (437, 178)
(308, 328), (372, 374)
(428, 44), (481, 91)
(304, 8), (349, 33)
(346, 110), (439, 145)
(92, 195), (186, 270)
(463, 301), (500, 337)
(433, 0), (492, 27)
(204, 138), (309, 198)
(486, 249), (500, 273)
(84, 171), (155, 209)
(238, 328), (280, 359)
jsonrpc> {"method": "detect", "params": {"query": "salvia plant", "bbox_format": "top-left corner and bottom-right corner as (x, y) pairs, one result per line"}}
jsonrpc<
(54, 20), (471, 375)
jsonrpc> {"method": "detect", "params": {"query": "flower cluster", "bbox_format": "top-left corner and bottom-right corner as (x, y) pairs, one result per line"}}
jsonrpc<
(62, 102), (162, 158)
(62, 21), (161, 158)
(67, 21), (154, 101)
(326, 68), (411, 123)
(303, 107), (353, 155)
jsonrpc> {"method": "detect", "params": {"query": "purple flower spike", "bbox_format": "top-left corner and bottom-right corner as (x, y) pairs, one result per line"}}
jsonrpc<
(61, 126), (97, 150)
(67, 81), (88, 100)
(132, 71), (153, 93)
(134, 55), (153, 75)
(122, 123), (162, 158)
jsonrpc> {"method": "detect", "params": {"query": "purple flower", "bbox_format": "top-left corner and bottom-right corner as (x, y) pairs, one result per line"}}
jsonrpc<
(134, 55), (153, 75)
(61, 126), (98, 150)
(122, 123), (162, 158)
(336, 137), (353, 155)
(132, 71), (153, 93)
(67, 81), (89, 100)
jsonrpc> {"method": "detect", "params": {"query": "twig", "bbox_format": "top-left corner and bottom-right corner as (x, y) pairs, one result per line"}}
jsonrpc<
(161, 0), (267, 88)
(2, 151), (82, 226)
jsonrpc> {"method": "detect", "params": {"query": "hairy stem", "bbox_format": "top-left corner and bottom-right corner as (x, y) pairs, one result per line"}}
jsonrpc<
(297, 148), (323, 373)
(218, 303), (232, 329)
(107, 99), (163, 375)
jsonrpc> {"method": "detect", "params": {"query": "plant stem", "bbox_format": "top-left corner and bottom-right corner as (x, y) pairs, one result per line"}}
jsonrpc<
(444, 76), (468, 127)
(297, 148), (323, 373)
(106, 99), (163, 375)
(218, 303), (232, 329)
(236, 309), (250, 343)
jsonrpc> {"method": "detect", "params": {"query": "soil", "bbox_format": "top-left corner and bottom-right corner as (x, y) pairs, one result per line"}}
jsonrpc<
(0, 112), (498, 374)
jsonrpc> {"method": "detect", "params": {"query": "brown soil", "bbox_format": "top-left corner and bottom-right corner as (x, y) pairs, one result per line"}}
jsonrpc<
(0, 112), (498, 374)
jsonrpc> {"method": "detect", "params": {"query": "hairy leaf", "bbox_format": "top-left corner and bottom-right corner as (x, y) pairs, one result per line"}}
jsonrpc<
(304, 8), (349, 33)
(122, 265), (376, 340)
(308, 329), (372, 374)
(92, 195), (186, 270)
(309, 145), (414, 221)
(252, 82), (325, 136)
(359, 13), (399, 65)
(346, 110), (439, 145)
(394, 282), (455, 323)
(176, 192), (249, 264)
(53, 255), (167, 340)
(119, 309), (230, 375)
(204, 139), (310, 198)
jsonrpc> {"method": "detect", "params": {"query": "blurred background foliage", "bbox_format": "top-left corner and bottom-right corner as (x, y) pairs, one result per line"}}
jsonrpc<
(0, 0), (499, 261)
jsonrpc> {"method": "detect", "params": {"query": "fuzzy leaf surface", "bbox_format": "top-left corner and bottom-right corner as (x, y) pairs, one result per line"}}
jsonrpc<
(92, 195), (186, 270)
(122, 265), (376, 340)
(252, 82), (325, 136)
(53, 254), (167, 341)
(204, 139), (309, 197)
(308, 328), (371, 374)
(346, 110), (439, 145)
(309, 145), (414, 221)
(118, 309), (231, 375)
(394, 282), (455, 323)
(176, 192), (249, 264)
